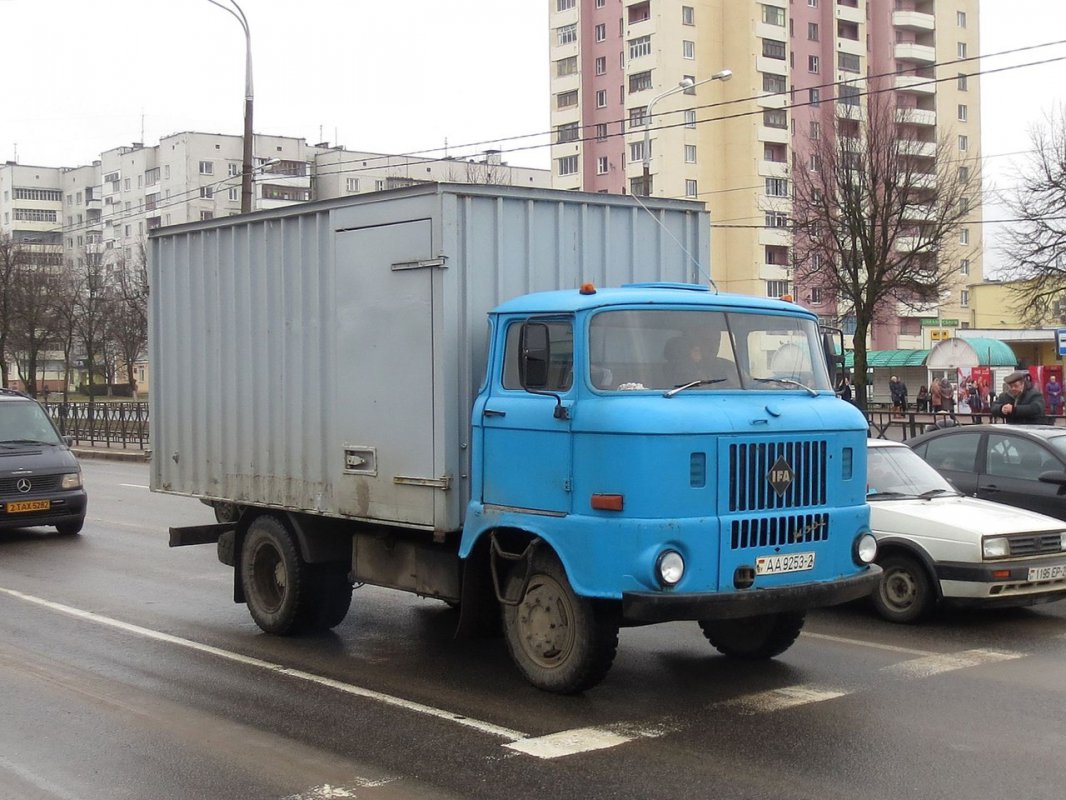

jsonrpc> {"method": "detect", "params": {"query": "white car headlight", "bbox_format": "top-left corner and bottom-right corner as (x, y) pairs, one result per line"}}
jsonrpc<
(1060, 532), (1066, 552)
(61, 472), (82, 490)
(983, 536), (1010, 559)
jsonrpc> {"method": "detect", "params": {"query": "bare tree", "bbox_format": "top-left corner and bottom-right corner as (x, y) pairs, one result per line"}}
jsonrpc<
(1000, 104), (1066, 322)
(789, 92), (979, 407)
(71, 248), (113, 402)
(0, 234), (26, 389)
(8, 247), (63, 397)
(110, 240), (149, 398)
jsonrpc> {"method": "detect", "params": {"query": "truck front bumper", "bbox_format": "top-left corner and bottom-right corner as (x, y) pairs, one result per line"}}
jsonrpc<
(621, 566), (881, 622)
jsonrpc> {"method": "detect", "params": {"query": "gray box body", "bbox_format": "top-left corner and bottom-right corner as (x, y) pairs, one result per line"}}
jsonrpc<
(150, 183), (709, 533)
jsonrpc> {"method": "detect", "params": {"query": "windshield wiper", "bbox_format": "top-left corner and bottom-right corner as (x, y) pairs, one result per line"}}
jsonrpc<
(0, 438), (55, 445)
(663, 378), (726, 398)
(866, 490), (914, 499)
(917, 488), (957, 499)
(750, 376), (818, 397)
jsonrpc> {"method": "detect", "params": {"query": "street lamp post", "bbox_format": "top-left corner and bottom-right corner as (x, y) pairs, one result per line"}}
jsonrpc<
(642, 69), (731, 196)
(207, 0), (254, 213)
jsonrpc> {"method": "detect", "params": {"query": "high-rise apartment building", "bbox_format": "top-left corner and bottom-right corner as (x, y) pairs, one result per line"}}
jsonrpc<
(548, 0), (981, 350)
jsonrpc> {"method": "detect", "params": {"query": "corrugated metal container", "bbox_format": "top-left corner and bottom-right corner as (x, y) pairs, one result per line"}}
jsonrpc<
(150, 183), (709, 533)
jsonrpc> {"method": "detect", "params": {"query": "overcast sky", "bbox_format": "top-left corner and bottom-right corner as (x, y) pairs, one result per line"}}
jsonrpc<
(2, 0), (1064, 269)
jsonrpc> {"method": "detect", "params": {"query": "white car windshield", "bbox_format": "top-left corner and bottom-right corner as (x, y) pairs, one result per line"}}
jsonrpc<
(867, 445), (960, 500)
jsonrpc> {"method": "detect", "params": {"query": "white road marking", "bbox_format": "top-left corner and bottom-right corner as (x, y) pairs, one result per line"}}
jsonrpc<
(803, 631), (937, 656)
(713, 684), (850, 715)
(284, 779), (396, 799)
(0, 587), (525, 742)
(119, 483), (149, 489)
(505, 727), (637, 759)
(0, 754), (84, 800)
(880, 648), (1023, 679)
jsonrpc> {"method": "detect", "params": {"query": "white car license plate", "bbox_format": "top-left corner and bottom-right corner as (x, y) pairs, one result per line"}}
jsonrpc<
(756, 552), (815, 576)
(1027, 564), (1066, 582)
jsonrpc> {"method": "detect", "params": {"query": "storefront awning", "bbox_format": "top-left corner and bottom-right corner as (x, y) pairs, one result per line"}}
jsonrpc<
(844, 349), (930, 368)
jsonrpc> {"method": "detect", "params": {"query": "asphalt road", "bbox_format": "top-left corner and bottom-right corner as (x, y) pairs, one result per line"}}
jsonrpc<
(2, 459), (1065, 800)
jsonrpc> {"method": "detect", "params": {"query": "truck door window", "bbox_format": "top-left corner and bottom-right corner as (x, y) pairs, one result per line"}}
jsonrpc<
(502, 320), (573, 391)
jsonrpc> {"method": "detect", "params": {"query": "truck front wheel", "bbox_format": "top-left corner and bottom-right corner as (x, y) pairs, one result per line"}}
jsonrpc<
(502, 550), (619, 694)
(698, 612), (805, 659)
(240, 515), (313, 635)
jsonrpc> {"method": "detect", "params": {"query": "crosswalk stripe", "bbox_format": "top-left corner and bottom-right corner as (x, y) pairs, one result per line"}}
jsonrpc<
(880, 648), (1023, 679)
(713, 684), (850, 715)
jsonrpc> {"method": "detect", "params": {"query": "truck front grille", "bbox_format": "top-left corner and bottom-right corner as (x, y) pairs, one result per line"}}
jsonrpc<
(728, 440), (827, 512)
(731, 512), (831, 550)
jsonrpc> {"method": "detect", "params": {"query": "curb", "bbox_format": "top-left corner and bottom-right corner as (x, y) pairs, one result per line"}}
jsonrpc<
(72, 448), (151, 463)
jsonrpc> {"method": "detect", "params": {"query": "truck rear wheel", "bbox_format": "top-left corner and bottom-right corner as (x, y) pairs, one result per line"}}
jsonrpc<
(502, 550), (618, 694)
(240, 515), (314, 635)
(307, 564), (353, 631)
(698, 612), (805, 659)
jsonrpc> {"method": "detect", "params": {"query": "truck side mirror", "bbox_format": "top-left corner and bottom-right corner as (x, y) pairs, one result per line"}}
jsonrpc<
(519, 322), (550, 389)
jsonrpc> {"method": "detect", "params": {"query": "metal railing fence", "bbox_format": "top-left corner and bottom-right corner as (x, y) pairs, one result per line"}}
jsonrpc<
(44, 401), (149, 450)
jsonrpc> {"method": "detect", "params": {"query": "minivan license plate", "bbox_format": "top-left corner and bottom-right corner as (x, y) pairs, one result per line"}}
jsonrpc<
(756, 552), (815, 575)
(6, 499), (50, 513)
(1027, 564), (1066, 582)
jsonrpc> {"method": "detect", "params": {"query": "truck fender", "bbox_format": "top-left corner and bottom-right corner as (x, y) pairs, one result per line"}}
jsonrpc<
(455, 528), (547, 638)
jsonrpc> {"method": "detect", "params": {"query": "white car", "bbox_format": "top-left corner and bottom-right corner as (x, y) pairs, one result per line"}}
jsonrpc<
(866, 439), (1066, 622)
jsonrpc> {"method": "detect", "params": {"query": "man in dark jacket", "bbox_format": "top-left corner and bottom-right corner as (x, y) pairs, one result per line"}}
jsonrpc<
(991, 370), (1045, 424)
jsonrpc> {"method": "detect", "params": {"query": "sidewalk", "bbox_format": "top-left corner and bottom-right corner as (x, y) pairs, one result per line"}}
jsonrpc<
(71, 445), (150, 463)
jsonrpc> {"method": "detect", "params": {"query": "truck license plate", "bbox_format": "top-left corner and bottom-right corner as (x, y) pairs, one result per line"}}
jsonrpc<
(5, 499), (50, 513)
(756, 551), (815, 576)
(1027, 564), (1066, 582)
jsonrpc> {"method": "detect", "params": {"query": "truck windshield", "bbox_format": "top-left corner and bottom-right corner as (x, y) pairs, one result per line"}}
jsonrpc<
(587, 309), (832, 392)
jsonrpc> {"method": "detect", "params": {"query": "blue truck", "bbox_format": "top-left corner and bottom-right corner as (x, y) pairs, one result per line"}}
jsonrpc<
(153, 184), (878, 693)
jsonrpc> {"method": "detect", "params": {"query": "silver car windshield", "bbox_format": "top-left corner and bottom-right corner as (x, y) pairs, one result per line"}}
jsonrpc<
(867, 445), (959, 499)
(587, 309), (832, 392)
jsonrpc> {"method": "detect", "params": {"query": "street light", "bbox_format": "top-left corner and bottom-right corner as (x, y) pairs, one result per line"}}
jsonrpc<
(207, 0), (254, 213)
(642, 69), (731, 196)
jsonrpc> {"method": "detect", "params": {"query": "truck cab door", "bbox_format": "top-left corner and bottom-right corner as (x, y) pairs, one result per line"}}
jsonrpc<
(479, 317), (574, 515)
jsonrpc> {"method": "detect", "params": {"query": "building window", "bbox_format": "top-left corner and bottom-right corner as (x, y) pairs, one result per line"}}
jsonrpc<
(629, 71), (653, 93)
(558, 155), (579, 176)
(199, 161), (213, 175)
(557, 24), (577, 45)
(809, 88), (820, 106)
(808, 22), (819, 41)
(763, 109), (788, 129)
(12, 208), (58, 222)
(684, 144), (697, 163)
(556, 0), (575, 9)
(961, 290), (969, 307)
(595, 89), (607, 108)
(12, 188), (63, 202)
(765, 212), (789, 228)
(957, 10), (967, 28)
(629, 35), (651, 59)
(761, 5), (785, 26)
(838, 53), (860, 73)
(959, 196), (970, 213)
(595, 123), (608, 141)
(596, 0), (605, 6)
(958, 104), (968, 122)
(595, 56), (606, 75)
(960, 258), (970, 275)
(767, 280), (790, 298)
(808, 54), (820, 73)
(228, 188), (240, 201)
(596, 156), (609, 175)
(960, 228), (970, 245)
(685, 179), (698, 198)
(683, 74), (696, 94)
(957, 42), (967, 58)
(765, 178), (789, 197)
(682, 5), (694, 25)
(595, 23), (606, 42)
(683, 40), (695, 60)
(556, 56), (578, 77)
(958, 73), (968, 91)
(958, 166), (970, 182)
(810, 287), (824, 304)
(839, 84), (860, 106)
(630, 176), (649, 194)
(958, 134), (969, 151)
(200, 211), (214, 221)
(808, 0), (818, 6)
(557, 89), (578, 109)
(630, 141), (648, 162)
(557, 122), (580, 143)
(684, 109), (696, 128)
(200, 186), (213, 198)
(762, 39), (786, 60)
(810, 120), (821, 139)
(630, 107), (648, 128)
(346, 177), (359, 193)
(809, 153), (821, 172)
(763, 72), (786, 93)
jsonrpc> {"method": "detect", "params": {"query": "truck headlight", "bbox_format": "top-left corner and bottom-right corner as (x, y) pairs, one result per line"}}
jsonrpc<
(853, 532), (877, 565)
(656, 550), (685, 587)
(61, 472), (82, 490)
(983, 537), (1010, 559)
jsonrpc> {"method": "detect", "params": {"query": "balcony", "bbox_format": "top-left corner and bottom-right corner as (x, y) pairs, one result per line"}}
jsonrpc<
(895, 75), (936, 95)
(837, 37), (864, 57)
(893, 11), (935, 32)
(896, 107), (937, 127)
(835, 102), (866, 122)
(759, 160), (788, 178)
(899, 140), (937, 158)
(759, 125), (789, 145)
(910, 172), (937, 190)
(758, 226), (790, 248)
(836, 3), (863, 24)
(903, 203), (935, 221)
(895, 42), (936, 64)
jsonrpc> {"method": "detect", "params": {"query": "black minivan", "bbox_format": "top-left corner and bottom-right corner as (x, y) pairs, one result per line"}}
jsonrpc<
(0, 388), (87, 535)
